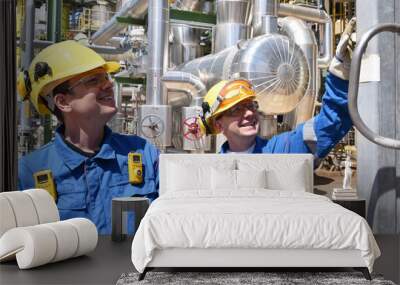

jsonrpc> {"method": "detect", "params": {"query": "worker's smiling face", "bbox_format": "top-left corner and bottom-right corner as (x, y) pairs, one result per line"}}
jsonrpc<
(55, 68), (117, 125)
(215, 99), (260, 139)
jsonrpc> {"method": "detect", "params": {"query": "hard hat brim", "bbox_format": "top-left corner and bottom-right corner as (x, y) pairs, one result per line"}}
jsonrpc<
(103, 61), (120, 73)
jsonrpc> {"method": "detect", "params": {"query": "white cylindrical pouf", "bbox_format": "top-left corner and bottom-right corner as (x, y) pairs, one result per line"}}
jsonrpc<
(42, 221), (79, 262)
(0, 196), (17, 237)
(0, 192), (39, 227)
(24, 189), (60, 223)
(0, 226), (57, 269)
(66, 218), (98, 257)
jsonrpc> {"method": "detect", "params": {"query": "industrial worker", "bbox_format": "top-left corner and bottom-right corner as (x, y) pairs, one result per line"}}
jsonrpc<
(200, 19), (356, 157)
(17, 41), (159, 234)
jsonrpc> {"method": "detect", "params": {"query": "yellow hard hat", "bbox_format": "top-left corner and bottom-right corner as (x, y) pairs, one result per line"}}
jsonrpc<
(200, 79), (256, 135)
(17, 40), (120, 115)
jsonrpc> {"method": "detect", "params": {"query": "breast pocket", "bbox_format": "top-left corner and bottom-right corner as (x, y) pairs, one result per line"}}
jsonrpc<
(109, 174), (134, 197)
(57, 182), (87, 210)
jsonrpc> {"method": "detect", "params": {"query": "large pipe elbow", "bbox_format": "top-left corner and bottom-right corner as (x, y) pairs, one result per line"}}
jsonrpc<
(278, 4), (333, 68)
(162, 71), (207, 106)
(91, 0), (148, 45)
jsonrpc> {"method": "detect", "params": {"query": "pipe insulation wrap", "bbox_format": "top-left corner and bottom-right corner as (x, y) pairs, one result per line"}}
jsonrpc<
(146, 0), (169, 105)
(91, 0), (148, 45)
(162, 71), (207, 106)
(174, 34), (310, 115)
(278, 4), (332, 68)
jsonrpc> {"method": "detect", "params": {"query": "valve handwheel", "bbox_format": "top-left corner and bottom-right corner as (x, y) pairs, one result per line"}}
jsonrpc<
(183, 117), (204, 141)
(140, 114), (164, 139)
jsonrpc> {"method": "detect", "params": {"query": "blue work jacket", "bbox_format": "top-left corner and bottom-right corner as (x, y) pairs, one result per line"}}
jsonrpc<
(220, 73), (352, 158)
(18, 126), (159, 234)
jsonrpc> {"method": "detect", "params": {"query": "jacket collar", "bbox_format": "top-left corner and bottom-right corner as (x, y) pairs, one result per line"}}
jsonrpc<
(253, 136), (266, 153)
(94, 126), (116, 160)
(220, 136), (264, 154)
(55, 125), (116, 170)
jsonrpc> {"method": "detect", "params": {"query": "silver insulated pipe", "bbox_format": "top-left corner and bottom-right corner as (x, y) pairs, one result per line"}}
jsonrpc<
(170, 24), (204, 67)
(278, 3), (333, 68)
(91, 0), (148, 45)
(213, 0), (251, 52)
(279, 16), (318, 126)
(146, 0), (169, 105)
(162, 71), (207, 106)
(20, 0), (36, 135)
(252, 0), (278, 36)
(174, 33), (310, 115)
(169, 0), (206, 67)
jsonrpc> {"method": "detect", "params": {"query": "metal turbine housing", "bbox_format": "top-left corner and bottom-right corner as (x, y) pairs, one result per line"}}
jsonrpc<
(174, 33), (310, 115)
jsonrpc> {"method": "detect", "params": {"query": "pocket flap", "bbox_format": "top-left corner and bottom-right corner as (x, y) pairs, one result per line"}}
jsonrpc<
(57, 183), (87, 210)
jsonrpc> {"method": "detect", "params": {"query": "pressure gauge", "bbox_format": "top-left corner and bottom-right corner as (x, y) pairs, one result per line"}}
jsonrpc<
(140, 114), (164, 139)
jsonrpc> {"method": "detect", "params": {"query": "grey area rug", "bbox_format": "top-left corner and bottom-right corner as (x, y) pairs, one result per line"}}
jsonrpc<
(116, 272), (396, 285)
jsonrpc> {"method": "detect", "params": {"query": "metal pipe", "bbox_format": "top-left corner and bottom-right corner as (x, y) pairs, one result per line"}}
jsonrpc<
(348, 23), (400, 149)
(278, 3), (332, 68)
(252, 0), (278, 36)
(107, 36), (128, 48)
(91, 0), (148, 45)
(279, 16), (317, 126)
(47, 0), (62, 42)
(30, 39), (53, 48)
(176, 46), (236, 89)
(171, 0), (204, 11)
(146, 0), (169, 105)
(162, 71), (207, 106)
(170, 24), (204, 67)
(175, 33), (310, 115)
(317, 20), (333, 68)
(214, 0), (251, 52)
(279, 3), (328, 23)
(260, 15), (277, 34)
(87, 44), (131, 54)
(43, 0), (62, 144)
(19, 0), (35, 134)
(109, 82), (124, 133)
(29, 40), (131, 54)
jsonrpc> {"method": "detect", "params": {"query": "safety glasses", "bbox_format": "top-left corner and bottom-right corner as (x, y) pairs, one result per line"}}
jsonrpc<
(224, 100), (259, 117)
(67, 72), (112, 92)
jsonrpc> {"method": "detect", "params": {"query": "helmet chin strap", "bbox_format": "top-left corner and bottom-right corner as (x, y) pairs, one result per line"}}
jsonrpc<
(22, 70), (32, 100)
(41, 92), (56, 113)
(201, 102), (213, 135)
(201, 93), (226, 134)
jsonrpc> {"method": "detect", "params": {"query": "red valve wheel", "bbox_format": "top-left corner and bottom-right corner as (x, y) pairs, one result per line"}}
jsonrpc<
(183, 117), (204, 141)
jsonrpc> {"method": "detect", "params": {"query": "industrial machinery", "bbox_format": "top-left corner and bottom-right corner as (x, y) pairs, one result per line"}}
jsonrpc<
(18, 0), (343, 153)
(89, 0), (337, 152)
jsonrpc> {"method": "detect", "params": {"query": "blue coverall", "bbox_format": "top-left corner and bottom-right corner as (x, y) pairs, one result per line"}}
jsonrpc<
(18, 126), (159, 234)
(220, 73), (352, 157)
